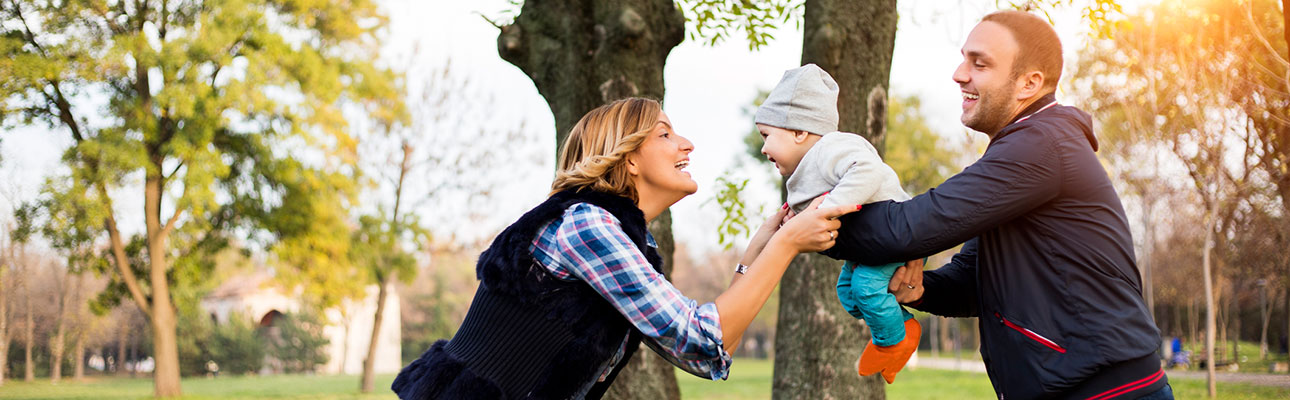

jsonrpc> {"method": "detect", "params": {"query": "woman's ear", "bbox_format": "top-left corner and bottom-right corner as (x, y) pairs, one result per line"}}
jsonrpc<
(625, 152), (641, 176)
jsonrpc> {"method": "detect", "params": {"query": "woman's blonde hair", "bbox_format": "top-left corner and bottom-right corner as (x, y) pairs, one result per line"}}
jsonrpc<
(550, 98), (662, 201)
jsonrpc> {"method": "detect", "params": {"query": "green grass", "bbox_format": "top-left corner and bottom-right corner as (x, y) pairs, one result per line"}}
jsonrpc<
(677, 358), (998, 399)
(1168, 377), (1290, 400)
(677, 358), (1290, 399)
(0, 374), (397, 400)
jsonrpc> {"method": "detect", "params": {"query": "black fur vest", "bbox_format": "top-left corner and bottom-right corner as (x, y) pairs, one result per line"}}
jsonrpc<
(392, 189), (662, 399)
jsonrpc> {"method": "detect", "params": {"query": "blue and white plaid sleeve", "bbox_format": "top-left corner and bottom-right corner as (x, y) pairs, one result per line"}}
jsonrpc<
(536, 203), (731, 380)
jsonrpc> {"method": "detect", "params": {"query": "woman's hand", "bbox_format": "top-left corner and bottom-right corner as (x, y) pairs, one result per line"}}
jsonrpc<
(771, 196), (860, 253)
(740, 203), (792, 266)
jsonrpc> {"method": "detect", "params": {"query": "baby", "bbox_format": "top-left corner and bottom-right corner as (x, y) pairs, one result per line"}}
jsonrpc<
(755, 64), (922, 384)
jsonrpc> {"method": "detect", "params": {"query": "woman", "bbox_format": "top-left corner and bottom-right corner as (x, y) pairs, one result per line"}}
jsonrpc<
(392, 98), (856, 399)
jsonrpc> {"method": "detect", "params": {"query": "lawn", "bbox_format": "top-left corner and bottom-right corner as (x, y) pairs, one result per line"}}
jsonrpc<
(1, 361), (1287, 399)
(678, 358), (1290, 399)
(0, 374), (398, 400)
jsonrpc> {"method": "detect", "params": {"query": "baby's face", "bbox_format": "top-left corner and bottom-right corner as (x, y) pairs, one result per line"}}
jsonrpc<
(758, 124), (808, 176)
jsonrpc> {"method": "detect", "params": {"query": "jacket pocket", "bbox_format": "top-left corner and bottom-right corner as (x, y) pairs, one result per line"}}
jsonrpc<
(994, 312), (1066, 353)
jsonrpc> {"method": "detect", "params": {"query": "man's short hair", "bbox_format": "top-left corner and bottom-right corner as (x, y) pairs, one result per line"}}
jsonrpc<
(982, 10), (1063, 91)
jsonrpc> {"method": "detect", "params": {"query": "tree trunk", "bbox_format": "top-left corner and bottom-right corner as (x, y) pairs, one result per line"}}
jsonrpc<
(117, 315), (128, 376)
(499, 1), (684, 398)
(361, 280), (390, 392)
(772, 1), (897, 399)
(1260, 284), (1270, 360)
(23, 282), (33, 382)
(50, 262), (70, 384)
(145, 173), (182, 397)
(50, 323), (65, 383)
(73, 334), (85, 381)
(1203, 212), (1217, 398)
(0, 258), (8, 386)
(498, 0), (684, 149)
(1141, 196), (1155, 322)
(1190, 298), (1199, 351)
(1231, 288), (1240, 365)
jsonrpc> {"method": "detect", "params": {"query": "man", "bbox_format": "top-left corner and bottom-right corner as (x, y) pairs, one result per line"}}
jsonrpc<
(824, 10), (1171, 399)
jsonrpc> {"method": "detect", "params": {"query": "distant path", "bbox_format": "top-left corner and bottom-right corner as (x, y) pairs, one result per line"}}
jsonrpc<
(916, 355), (1290, 388)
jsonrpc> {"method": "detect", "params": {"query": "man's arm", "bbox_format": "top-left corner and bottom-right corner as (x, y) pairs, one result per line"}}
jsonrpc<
(908, 238), (980, 318)
(822, 129), (1063, 265)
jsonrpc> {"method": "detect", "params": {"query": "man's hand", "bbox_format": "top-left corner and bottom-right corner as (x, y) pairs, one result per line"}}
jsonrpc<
(888, 262), (925, 304)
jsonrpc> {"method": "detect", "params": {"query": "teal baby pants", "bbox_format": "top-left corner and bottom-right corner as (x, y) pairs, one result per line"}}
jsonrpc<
(835, 260), (914, 347)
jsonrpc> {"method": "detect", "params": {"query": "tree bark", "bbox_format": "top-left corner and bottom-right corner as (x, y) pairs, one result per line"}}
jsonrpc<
(145, 170), (182, 397)
(772, 1), (897, 399)
(499, 1), (684, 398)
(498, 0), (684, 149)
(0, 246), (8, 386)
(1231, 286), (1240, 364)
(1203, 212), (1217, 398)
(72, 334), (85, 381)
(361, 280), (390, 392)
(1260, 284), (1270, 360)
(50, 261), (71, 383)
(23, 275), (33, 382)
(117, 314), (128, 376)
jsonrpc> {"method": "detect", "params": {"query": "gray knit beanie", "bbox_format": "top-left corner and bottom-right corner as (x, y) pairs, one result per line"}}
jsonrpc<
(754, 63), (840, 136)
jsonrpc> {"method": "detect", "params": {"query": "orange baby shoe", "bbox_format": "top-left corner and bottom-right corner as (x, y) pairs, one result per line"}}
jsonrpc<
(856, 318), (922, 384)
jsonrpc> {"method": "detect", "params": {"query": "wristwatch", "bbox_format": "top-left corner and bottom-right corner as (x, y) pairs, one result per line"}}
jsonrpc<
(735, 263), (749, 275)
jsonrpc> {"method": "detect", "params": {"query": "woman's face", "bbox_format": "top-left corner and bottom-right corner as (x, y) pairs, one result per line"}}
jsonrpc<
(628, 111), (697, 204)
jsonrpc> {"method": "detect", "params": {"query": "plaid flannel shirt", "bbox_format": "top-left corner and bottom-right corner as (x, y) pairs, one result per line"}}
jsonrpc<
(529, 203), (732, 382)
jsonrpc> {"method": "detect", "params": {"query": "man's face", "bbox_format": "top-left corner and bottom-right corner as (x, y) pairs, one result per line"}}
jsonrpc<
(954, 21), (1024, 136)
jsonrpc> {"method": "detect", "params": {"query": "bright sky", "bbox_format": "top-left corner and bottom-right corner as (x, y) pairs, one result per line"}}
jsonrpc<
(0, 0), (1120, 258)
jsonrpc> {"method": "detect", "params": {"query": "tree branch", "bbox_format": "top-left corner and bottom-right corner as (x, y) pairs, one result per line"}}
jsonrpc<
(100, 184), (154, 320)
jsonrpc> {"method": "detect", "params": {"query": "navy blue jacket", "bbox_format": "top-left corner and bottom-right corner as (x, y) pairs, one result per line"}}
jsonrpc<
(823, 94), (1165, 399)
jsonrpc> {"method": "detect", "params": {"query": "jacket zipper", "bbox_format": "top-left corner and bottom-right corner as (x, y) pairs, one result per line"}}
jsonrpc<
(995, 312), (1066, 353)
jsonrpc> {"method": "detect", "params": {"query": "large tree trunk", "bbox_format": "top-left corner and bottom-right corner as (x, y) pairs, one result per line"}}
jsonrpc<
(498, 0), (684, 146)
(498, 1), (684, 398)
(145, 174), (182, 397)
(772, 1), (897, 399)
(360, 280), (390, 392)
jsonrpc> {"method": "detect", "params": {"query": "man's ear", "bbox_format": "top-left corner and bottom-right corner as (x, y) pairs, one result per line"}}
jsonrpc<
(1016, 71), (1045, 101)
(792, 130), (811, 144)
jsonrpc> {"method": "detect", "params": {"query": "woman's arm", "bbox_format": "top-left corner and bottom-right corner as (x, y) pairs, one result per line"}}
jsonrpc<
(717, 196), (859, 353)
